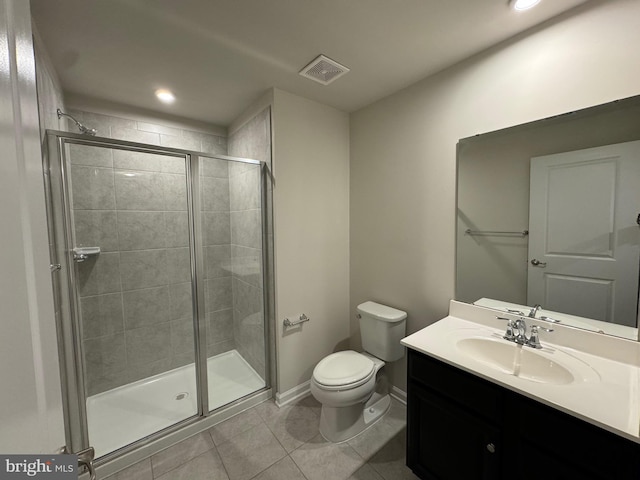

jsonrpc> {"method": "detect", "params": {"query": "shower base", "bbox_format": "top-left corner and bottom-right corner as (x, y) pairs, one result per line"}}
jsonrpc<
(86, 349), (264, 457)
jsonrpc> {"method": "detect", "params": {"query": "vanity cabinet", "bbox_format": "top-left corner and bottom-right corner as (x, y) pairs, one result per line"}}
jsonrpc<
(406, 349), (640, 480)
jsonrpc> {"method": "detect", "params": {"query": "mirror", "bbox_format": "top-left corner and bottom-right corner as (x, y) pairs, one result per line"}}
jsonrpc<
(456, 95), (640, 341)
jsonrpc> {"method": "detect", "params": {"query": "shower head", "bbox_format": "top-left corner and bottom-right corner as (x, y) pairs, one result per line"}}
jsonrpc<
(57, 109), (97, 136)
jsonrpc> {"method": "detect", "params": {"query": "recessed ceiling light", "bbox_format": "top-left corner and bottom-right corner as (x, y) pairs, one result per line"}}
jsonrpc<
(510, 0), (541, 11)
(155, 89), (175, 104)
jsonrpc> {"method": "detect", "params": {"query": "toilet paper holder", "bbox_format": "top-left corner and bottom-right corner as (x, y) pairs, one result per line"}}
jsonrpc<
(283, 314), (310, 327)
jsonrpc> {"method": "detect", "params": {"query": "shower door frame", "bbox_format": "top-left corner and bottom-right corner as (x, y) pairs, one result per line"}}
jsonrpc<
(43, 130), (273, 468)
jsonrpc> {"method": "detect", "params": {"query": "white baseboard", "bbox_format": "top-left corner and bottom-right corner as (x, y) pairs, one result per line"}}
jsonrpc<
(275, 381), (311, 407)
(390, 386), (407, 405)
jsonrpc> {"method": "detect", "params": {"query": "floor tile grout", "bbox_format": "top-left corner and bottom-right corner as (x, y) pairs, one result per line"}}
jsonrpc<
(114, 397), (412, 480)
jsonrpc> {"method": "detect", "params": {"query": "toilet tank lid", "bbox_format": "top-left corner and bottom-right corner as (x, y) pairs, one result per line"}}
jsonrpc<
(357, 301), (407, 322)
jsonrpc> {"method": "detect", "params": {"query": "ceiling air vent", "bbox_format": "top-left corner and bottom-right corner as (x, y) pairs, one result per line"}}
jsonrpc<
(299, 54), (350, 85)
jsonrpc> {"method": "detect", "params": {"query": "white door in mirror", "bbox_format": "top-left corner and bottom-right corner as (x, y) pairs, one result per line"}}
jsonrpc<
(528, 140), (640, 327)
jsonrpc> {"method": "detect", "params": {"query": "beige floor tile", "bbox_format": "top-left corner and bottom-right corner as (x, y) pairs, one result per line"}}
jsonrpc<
(217, 423), (287, 480)
(151, 432), (214, 477)
(290, 434), (365, 480)
(251, 456), (307, 480)
(256, 400), (319, 452)
(105, 459), (153, 480)
(348, 463), (385, 480)
(347, 399), (406, 460)
(154, 450), (229, 480)
(208, 407), (264, 445)
(368, 430), (419, 480)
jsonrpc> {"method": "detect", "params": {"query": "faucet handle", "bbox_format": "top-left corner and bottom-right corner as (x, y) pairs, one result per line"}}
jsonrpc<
(496, 316), (516, 341)
(527, 324), (554, 349)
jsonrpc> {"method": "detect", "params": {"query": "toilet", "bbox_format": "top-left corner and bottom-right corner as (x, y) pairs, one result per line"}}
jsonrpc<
(310, 301), (407, 442)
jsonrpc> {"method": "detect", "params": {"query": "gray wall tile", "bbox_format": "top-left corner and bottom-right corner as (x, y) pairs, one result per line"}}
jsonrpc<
(126, 357), (174, 385)
(168, 282), (194, 321)
(115, 170), (164, 210)
(68, 143), (113, 168)
(201, 136), (228, 156)
(205, 245), (231, 279)
(231, 209), (262, 249)
(136, 122), (182, 137)
(230, 166), (261, 211)
(201, 177), (230, 212)
(111, 126), (160, 144)
(165, 247), (192, 283)
(161, 156), (187, 175)
(162, 174), (188, 211)
(77, 252), (122, 297)
(200, 157), (229, 177)
(113, 150), (165, 173)
(207, 339), (235, 358)
(171, 318), (196, 357)
(81, 111), (137, 135)
(74, 210), (119, 252)
(122, 286), (170, 329)
(70, 165), (116, 210)
(207, 309), (234, 345)
(84, 333), (126, 393)
(117, 211), (166, 251)
(80, 293), (124, 340)
(120, 249), (168, 290)
(165, 212), (190, 247)
(125, 323), (172, 366)
(231, 245), (262, 288)
(161, 134), (200, 152)
(205, 277), (232, 312)
(203, 212), (230, 246)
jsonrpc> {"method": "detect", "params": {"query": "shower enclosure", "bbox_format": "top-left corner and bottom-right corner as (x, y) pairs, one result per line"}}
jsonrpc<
(44, 130), (272, 464)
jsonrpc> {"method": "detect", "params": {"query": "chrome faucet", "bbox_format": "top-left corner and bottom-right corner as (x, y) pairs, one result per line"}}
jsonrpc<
(528, 304), (542, 318)
(496, 316), (553, 349)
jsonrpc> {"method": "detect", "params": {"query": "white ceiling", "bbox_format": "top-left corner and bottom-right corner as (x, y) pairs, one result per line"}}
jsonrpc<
(30, 0), (591, 127)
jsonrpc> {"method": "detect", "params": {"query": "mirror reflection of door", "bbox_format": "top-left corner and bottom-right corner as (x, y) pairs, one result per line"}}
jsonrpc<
(527, 141), (640, 327)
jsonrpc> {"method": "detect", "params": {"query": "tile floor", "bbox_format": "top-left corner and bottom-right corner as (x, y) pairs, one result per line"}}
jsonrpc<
(105, 396), (419, 480)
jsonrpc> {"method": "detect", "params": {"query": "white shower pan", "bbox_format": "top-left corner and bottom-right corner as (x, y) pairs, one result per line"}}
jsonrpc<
(86, 350), (264, 457)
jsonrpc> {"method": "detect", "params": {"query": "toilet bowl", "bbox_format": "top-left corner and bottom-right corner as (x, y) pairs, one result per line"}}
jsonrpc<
(311, 301), (407, 443)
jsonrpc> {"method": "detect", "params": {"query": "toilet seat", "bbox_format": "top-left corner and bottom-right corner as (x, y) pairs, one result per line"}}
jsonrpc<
(312, 351), (375, 391)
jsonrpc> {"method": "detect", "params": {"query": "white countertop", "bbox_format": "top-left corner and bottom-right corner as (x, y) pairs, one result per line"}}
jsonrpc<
(401, 301), (640, 443)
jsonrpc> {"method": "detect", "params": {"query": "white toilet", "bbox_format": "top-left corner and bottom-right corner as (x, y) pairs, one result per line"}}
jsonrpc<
(310, 301), (407, 442)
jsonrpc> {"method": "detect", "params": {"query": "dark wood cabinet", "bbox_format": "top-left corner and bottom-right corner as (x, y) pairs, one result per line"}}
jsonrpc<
(406, 349), (640, 480)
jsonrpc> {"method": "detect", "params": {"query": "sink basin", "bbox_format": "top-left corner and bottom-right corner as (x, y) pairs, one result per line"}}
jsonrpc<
(454, 335), (598, 385)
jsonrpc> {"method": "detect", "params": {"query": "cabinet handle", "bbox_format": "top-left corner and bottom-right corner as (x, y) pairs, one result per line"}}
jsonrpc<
(486, 443), (496, 454)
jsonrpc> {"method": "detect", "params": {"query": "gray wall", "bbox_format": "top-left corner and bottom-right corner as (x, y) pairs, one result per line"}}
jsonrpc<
(350, 0), (640, 393)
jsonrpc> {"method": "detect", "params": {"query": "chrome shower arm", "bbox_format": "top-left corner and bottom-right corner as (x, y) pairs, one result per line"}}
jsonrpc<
(57, 108), (97, 136)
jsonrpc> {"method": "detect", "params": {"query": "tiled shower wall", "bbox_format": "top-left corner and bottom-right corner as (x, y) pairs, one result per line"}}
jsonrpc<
(72, 147), (197, 395)
(228, 107), (272, 379)
(68, 111), (231, 395)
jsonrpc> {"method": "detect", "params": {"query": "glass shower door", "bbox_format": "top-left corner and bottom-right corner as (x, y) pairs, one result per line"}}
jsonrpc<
(61, 140), (199, 457)
(200, 157), (267, 411)
(46, 131), (271, 463)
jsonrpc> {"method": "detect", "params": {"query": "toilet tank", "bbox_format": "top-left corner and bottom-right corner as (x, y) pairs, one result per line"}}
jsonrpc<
(357, 301), (407, 362)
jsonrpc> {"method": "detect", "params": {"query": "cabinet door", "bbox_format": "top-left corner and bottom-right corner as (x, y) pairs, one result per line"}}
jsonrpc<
(504, 392), (640, 480)
(407, 383), (501, 480)
(508, 438), (607, 480)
